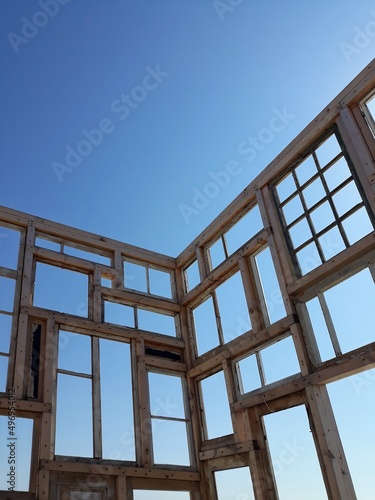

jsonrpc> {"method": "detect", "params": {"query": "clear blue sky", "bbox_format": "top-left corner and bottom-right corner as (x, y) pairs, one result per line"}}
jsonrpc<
(1, 0), (375, 255)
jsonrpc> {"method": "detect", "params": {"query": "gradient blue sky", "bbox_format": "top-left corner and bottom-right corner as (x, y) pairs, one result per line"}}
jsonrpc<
(1, 0), (375, 255)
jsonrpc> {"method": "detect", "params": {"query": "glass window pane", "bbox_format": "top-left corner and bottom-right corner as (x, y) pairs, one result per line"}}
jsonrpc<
(215, 272), (251, 343)
(215, 467), (255, 500)
(55, 374), (93, 457)
(236, 354), (262, 394)
(151, 419), (190, 465)
(295, 155), (317, 186)
(318, 226), (345, 260)
(282, 195), (304, 225)
(225, 205), (263, 255)
(149, 268), (172, 298)
(276, 172), (296, 202)
(315, 134), (342, 167)
(124, 261), (147, 292)
(137, 309), (176, 337)
(134, 491), (190, 500)
(33, 264), (88, 317)
(323, 156), (351, 191)
(208, 238), (226, 270)
(255, 247), (286, 324)
(332, 181), (362, 217)
(0, 227), (20, 270)
(149, 373), (185, 419)
(260, 336), (300, 384)
(192, 297), (219, 356)
(264, 406), (328, 500)
(302, 178), (326, 209)
(104, 301), (134, 328)
(342, 207), (373, 244)
(58, 331), (91, 374)
(200, 371), (232, 439)
(0, 355), (8, 392)
(310, 202), (335, 234)
(289, 217), (312, 249)
(100, 339), (134, 461)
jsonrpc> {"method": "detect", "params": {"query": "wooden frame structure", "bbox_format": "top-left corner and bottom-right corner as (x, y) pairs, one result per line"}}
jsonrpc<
(1, 60), (375, 499)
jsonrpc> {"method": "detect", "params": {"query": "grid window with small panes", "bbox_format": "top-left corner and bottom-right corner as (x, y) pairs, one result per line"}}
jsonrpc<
(274, 130), (374, 276)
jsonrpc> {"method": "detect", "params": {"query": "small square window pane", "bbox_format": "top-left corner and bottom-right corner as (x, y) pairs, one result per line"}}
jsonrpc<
(296, 242), (322, 275)
(282, 195), (304, 225)
(0, 227), (20, 270)
(276, 173), (296, 202)
(295, 155), (317, 186)
(208, 239), (226, 270)
(332, 181), (362, 217)
(302, 178), (326, 209)
(342, 207), (373, 245)
(152, 419), (190, 465)
(323, 156), (351, 191)
(289, 217), (312, 249)
(310, 202), (336, 234)
(315, 134), (342, 167)
(318, 227), (346, 260)
(236, 354), (261, 394)
(260, 336), (300, 385)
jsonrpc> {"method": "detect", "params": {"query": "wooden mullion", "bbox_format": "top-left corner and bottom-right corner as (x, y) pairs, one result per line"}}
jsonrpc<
(317, 291), (341, 357)
(92, 335), (102, 458)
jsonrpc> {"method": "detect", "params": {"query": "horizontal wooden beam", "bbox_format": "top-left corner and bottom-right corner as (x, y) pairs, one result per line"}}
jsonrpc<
(0, 398), (51, 413)
(22, 306), (185, 349)
(102, 287), (180, 314)
(199, 440), (255, 461)
(140, 355), (187, 373)
(40, 459), (200, 480)
(189, 315), (296, 379)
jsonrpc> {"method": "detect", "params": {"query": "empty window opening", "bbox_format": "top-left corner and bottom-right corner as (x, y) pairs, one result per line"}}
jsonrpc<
(199, 370), (232, 440)
(253, 246), (286, 325)
(305, 267), (375, 360)
(0, 226), (20, 270)
(104, 301), (135, 328)
(235, 335), (300, 395)
(137, 308), (176, 337)
(149, 267), (172, 298)
(33, 263), (88, 317)
(56, 331), (93, 457)
(0, 354), (9, 392)
(275, 131), (374, 276)
(124, 260), (147, 292)
(0, 416), (33, 491)
(28, 323), (42, 398)
(215, 271), (251, 343)
(100, 339), (135, 461)
(35, 236), (61, 252)
(361, 91), (375, 137)
(0, 276), (16, 313)
(264, 406), (327, 500)
(63, 245), (110, 266)
(328, 370), (375, 498)
(148, 372), (190, 465)
(207, 237), (227, 270)
(224, 204), (263, 256)
(214, 467), (255, 500)
(184, 259), (200, 292)
(192, 296), (219, 356)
